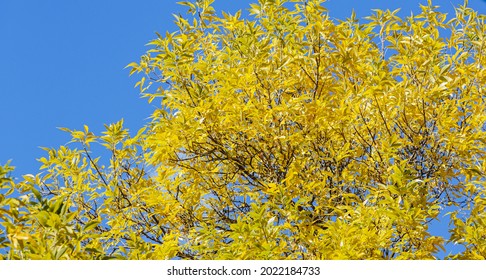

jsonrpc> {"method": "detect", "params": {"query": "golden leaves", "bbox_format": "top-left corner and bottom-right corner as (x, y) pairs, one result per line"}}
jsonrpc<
(3, 0), (486, 260)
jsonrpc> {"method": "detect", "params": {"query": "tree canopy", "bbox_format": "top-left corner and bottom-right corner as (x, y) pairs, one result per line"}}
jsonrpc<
(1, 0), (486, 259)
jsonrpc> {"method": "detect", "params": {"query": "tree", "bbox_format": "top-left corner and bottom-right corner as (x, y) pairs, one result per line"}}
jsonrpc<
(1, 0), (486, 259)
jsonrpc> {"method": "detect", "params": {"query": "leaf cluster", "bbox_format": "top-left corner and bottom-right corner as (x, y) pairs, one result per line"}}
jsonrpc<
(2, 0), (486, 259)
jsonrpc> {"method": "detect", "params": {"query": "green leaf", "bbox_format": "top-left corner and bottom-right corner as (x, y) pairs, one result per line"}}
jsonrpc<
(83, 220), (100, 232)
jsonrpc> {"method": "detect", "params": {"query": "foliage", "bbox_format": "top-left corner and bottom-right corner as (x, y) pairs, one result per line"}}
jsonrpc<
(1, 0), (486, 259)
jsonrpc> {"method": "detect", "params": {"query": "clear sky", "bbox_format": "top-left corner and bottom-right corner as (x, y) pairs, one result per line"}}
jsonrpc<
(1, 0), (486, 259)
(3, 0), (486, 176)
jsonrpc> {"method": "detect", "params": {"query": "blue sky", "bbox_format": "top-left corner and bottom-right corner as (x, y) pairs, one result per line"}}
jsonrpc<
(2, 0), (486, 176)
(1, 0), (486, 258)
